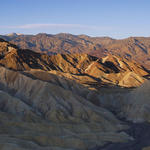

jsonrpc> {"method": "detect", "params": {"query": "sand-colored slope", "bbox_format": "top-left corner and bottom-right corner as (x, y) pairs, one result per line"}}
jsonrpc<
(0, 66), (133, 149)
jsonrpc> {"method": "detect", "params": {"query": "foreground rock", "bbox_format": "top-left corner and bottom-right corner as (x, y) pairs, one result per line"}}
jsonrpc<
(0, 66), (133, 150)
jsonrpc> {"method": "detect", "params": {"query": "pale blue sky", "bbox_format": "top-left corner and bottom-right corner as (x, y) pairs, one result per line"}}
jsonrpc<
(0, 0), (150, 38)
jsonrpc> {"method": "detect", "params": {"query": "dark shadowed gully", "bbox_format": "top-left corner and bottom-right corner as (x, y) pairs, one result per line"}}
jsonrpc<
(91, 122), (150, 150)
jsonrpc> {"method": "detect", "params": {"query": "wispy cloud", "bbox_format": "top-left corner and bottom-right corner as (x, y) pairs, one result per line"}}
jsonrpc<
(0, 23), (111, 30)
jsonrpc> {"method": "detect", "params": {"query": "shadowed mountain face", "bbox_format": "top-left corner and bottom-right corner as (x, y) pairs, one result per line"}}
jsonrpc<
(0, 39), (150, 150)
(1, 33), (150, 69)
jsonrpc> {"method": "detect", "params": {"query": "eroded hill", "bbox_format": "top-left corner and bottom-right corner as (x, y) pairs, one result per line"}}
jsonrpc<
(0, 38), (148, 88)
(0, 39), (150, 150)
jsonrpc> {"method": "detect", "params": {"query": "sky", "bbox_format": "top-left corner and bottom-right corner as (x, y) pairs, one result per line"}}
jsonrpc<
(0, 0), (150, 39)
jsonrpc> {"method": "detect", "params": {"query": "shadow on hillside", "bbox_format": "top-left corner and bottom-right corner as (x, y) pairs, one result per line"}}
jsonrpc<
(92, 122), (150, 150)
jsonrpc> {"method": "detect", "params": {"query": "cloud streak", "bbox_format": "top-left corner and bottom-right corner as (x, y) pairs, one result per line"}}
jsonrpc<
(0, 23), (111, 31)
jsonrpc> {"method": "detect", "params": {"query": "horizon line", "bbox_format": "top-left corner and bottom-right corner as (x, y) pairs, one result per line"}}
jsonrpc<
(1, 32), (150, 40)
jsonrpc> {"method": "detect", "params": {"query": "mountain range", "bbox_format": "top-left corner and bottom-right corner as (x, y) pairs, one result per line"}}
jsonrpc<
(1, 33), (150, 70)
(0, 36), (150, 150)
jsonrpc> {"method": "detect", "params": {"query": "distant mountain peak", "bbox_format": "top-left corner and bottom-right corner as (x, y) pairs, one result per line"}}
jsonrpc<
(6, 33), (23, 36)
